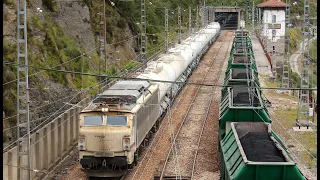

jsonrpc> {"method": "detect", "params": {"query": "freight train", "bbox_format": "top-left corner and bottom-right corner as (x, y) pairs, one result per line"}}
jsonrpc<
(218, 29), (307, 180)
(77, 22), (221, 177)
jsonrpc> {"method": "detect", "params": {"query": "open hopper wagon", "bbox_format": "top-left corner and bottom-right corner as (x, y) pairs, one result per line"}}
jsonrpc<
(226, 53), (257, 73)
(219, 87), (270, 139)
(222, 68), (260, 98)
(219, 122), (306, 180)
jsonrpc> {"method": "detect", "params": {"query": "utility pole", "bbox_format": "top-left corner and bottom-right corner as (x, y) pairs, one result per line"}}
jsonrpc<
(165, 8), (169, 53)
(281, 0), (290, 89)
(98, 0), (106, 92)
(203, 0), (207, 27)
(189, 6), (192, 35)
(17, 0), (31, 179)
(178, 6), (181, 44)
(140, 0), (147, 62)
(208, 6), (212, 24)
(265, 11), (268, 56)
(196, 5), (199, 31)
(252, 1), (254, 33)
(297, 0), (311, 128)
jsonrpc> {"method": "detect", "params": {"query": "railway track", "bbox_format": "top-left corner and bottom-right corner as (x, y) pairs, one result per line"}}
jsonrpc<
(56, 31), (233, 180)
(157, 31), (234, 179)
(124, 30), (234, 180)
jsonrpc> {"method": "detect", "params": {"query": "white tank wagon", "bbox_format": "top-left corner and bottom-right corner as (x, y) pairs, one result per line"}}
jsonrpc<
(78, 22), (221, 177)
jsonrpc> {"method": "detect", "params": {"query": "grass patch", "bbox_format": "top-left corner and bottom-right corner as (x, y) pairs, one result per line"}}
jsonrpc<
(264, 78), (280, 88)
(124, 60), (138, 70)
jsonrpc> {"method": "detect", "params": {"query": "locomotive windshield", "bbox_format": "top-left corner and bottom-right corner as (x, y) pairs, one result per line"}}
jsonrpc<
(83, 116), (103, 126)
(107, 116), (127, 126)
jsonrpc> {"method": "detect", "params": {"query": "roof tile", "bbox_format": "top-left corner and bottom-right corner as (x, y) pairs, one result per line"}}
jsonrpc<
(257, 0), (289, 7)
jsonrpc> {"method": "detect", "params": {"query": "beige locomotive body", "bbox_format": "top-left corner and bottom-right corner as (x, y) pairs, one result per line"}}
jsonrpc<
(78, 81), (160, 171)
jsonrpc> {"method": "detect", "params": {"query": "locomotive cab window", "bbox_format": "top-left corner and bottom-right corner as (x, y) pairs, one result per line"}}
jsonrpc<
(83, 116), (103, 126)
(107, 116), (127, 126)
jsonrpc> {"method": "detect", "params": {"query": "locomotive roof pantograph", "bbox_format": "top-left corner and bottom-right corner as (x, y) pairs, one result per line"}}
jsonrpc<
(84, 81), (152, 112)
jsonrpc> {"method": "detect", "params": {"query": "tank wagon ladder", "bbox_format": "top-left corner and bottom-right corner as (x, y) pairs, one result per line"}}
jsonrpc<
(156, 31), (232, 180)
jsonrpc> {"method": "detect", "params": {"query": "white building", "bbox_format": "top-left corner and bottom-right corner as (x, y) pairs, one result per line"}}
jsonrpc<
(257, 0), (289, 76)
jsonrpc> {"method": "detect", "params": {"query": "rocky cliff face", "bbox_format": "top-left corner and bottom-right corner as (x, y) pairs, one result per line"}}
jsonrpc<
(3, 0), (138, 144)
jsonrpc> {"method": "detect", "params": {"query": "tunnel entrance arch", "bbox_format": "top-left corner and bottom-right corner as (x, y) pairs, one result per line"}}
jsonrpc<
(210, 6), (245, 30)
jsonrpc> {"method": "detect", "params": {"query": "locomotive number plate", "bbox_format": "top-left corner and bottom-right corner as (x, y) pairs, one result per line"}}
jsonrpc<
(95, 151), (115, 157)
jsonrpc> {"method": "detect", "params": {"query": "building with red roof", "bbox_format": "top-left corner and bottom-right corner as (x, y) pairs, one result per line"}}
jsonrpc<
(256, 0), (289, 76)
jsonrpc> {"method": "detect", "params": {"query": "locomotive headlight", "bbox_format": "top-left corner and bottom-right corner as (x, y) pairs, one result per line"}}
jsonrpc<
(79, 145), (85, 150)
(78, 134), (86, 150)
(123, 138), (130, 151)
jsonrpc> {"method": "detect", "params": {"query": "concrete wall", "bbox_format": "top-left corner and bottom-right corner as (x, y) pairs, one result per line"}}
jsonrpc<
(3, 96), (92, 180)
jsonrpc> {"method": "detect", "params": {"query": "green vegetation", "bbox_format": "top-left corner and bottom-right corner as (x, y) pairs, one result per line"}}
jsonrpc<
(42, 0), (57, 12)
(4, 0), (16, 6)
(309, 39), (317, 86)
(287, 27), (303, 54)
(310, 39), (317, 62)
(124, 60), (138, 70)
(272, 107), (317, 170)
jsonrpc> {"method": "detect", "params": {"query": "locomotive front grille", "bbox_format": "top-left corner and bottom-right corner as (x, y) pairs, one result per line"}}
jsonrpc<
(94, 151), (115, 157)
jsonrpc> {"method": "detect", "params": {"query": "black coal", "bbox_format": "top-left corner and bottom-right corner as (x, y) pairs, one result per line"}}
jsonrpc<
(240, 132), (286, 162)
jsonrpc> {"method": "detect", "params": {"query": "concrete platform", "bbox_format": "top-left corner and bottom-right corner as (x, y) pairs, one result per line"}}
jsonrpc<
(251, 35), (272, 76)
(293, 126), (313, 132)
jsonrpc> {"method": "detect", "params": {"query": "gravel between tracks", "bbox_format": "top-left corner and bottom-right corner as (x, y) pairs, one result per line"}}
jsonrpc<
(162, 31), (234, 178)
(192, 32), (233, 180)
(125, 31), (234, 180)
(55, 31), (234, 180)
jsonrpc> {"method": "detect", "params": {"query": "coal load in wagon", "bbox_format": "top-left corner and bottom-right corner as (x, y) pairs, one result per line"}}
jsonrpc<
(235, 48), (249, 54)
(233, 56), (250, 63)
(232, 69), (252, 79)
(240, 132), (286, 162)
(233, 90), (259, 107)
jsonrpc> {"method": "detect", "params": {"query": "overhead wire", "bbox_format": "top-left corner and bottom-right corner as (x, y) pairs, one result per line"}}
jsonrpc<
(3, 109), (68, 131)
(3, 41), (159, 151)
(3, 93), (81, 121)
(230, 31), (316, 177)
(4, 110), (79, 169)
(3, 34), (139, 86)
(3, 48), (161, 169)
(3, 47), (98, 86)
(3, 55), (144, 125)
(3, 77), (107, 151)
(3, 61), (318, 91)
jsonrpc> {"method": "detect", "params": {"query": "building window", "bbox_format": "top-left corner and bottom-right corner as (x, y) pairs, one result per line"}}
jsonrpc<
(273, 46), (275, 53)
(272, 15), (276, 23)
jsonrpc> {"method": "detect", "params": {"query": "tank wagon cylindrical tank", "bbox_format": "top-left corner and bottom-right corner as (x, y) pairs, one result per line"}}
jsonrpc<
(219, 122), (306, 180)
(78, 22), (221, 177)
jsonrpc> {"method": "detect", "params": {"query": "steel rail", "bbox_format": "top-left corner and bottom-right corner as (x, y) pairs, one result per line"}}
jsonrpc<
(190, 31), (233, 179)
(159, 30), (231, 180)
